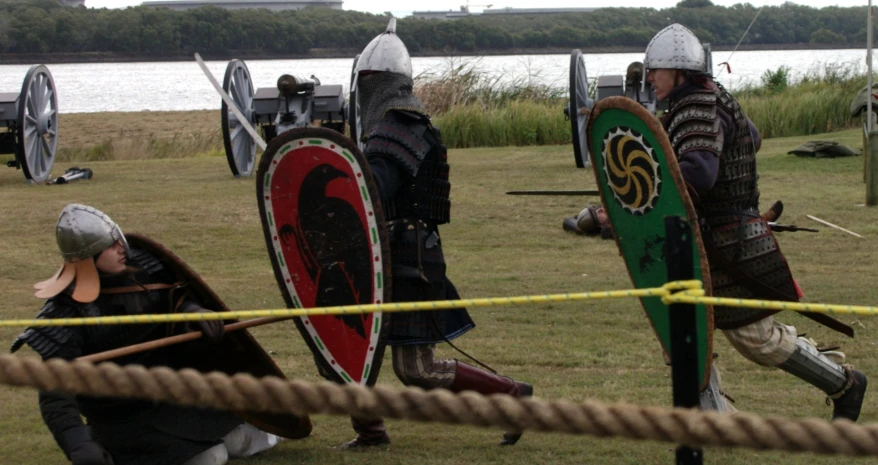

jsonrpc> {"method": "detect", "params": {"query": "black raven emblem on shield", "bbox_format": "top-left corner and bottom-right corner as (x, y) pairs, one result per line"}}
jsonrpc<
(279, 164), (372, 339)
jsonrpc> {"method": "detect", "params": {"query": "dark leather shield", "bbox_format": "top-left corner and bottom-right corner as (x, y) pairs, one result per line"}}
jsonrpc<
(123, 233), (313, 439)
(256, 127), (390, 387)
(585, 97), (714, 390)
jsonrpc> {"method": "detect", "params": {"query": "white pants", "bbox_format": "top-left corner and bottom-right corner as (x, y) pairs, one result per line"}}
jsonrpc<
(183, 423), (280, 465)
(722, 316), (798, 367)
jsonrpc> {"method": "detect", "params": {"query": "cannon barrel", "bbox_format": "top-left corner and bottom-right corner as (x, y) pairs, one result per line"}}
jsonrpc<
(277, 74), (321, 96)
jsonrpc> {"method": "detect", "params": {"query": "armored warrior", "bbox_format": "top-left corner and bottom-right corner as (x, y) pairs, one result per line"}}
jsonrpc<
(332, 19), (533, 448)
(644, 24), (867, 420)
(11, 204), (284, 465)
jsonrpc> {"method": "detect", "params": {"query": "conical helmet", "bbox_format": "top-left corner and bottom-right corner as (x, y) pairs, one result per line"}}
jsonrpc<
(33, 204), (128, 303)
(352, 18), (412, 93)
(644, 24), (706, 74)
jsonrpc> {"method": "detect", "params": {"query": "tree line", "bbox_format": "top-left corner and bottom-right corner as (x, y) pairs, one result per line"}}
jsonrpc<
(0, 0), (873, 56)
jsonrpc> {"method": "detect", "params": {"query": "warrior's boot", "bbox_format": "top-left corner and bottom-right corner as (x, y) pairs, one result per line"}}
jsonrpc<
(699, 361), (737, 414)
(338, 416), (391, 449)
(778, 338), (868, 422)
(448, 362), (533, 446)
(832, 370), (868, 421)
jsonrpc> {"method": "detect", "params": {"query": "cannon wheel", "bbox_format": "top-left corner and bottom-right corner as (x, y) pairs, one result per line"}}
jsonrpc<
(221, 59), (257, 177)
(348, 54), (362, 148)
(569, 50), (592, 169)
(16, 65), (58, 183)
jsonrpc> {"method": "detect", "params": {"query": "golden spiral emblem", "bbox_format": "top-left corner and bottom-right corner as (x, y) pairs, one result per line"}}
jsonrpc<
(601, 126), (661, 215)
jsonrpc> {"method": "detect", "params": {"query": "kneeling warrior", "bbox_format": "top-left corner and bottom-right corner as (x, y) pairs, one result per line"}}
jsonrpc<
(643, 24), (866, 420)
(11, 204), (290, 465)
(333, 20), (533, 448)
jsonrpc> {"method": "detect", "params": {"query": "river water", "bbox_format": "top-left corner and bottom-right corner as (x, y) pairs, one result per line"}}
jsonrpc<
(0, 49), (866, 114)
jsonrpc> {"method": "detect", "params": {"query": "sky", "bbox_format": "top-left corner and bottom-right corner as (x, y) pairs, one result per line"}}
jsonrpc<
(82, 0), (875, 18)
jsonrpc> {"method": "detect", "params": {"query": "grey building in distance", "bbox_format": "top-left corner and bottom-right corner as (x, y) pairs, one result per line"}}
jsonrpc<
(412, 6), (595, 20)
(58, 0), (86, 6)
(141, 0), (342, 11)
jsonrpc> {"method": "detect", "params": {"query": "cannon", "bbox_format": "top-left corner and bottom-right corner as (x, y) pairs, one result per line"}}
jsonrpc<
(0, 65), (59, 183)
(219, 59), (347, 177)
(564, 44), (713, 169)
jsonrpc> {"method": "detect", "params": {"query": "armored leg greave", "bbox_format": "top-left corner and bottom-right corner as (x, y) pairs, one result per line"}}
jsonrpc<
(778, 337), (847, 395)
(448, 362), (533, 446)
(778, 338), (867, 421)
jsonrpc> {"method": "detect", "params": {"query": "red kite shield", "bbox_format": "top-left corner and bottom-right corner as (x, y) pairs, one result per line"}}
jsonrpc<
(257, 127), (390, 386)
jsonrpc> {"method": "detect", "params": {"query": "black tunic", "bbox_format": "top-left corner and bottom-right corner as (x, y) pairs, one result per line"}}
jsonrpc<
(13, 248), (241, 465)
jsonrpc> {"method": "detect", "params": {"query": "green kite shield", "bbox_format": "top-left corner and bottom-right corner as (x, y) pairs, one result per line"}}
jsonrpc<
(586, 96), (713, 389)
(257, 127), (390, 387)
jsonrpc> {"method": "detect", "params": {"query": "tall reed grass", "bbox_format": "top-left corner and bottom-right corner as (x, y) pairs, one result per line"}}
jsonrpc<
(414, 58), (570, 148)
(735, 61), (868, 139)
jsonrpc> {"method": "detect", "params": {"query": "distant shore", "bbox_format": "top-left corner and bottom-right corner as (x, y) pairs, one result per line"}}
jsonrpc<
(0, 43), (865, 65)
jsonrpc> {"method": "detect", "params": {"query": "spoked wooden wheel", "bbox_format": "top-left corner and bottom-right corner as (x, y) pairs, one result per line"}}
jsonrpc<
(17, 65), (58, 182)
(221, 59), (257, 177)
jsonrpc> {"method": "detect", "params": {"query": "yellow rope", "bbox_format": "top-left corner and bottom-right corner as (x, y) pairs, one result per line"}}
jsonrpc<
(0, 280), (701, 328)
(5, 278), (877, 328)
(663, 289), (878, 317)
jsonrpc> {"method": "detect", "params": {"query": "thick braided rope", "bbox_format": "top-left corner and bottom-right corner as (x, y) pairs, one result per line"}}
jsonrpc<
(2, 355), (877, 456)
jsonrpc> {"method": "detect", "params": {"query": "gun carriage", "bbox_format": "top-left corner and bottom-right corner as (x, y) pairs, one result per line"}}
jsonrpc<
(0, 65), (59, 183)
(564, 44), (713, 169)
(219, 59), (346, 177)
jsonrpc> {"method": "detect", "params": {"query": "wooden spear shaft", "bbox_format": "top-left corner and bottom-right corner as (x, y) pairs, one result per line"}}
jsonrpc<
(806, 215), (865, 239)
(76, 317), (291, 364)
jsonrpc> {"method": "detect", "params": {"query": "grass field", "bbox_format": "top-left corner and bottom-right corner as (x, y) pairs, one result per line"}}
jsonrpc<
(1, 123), (877, 464)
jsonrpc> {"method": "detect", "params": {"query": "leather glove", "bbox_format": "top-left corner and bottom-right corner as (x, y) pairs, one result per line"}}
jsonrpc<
(184, 305), (225, 343)
(69, 441), (114, 465)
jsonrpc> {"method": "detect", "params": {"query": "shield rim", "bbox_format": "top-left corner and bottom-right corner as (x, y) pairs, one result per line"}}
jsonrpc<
(122, 232), (313, 439)
(569, 49), (591, 169)
(256, 126), (390, 387)
(586, 96), (714, 390)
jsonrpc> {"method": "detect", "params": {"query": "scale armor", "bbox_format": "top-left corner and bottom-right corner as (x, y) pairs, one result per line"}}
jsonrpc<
(665, 84), (793, 329)
(364, 111), (451, 225)
(11, 248), (178, 360)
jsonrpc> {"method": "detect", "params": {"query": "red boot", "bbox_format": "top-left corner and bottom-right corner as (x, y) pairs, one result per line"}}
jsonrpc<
(448, 362), (533, 446)
(338, 416), (391, 450)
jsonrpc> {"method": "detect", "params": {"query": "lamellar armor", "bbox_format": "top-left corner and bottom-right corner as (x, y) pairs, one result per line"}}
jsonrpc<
(664, 85), (798, 329)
